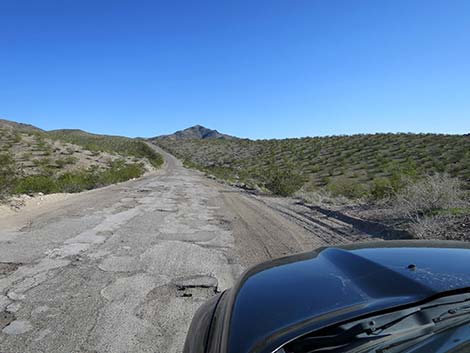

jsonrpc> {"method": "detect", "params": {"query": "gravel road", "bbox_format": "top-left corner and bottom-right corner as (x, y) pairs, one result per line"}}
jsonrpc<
(0, 147), (345, 353)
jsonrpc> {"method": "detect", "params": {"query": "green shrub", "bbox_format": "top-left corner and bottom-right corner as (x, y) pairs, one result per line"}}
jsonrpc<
(13, 133), (22, 143)
(0, 153), (17, 198)
(265, 169), (304, 197)
(14, 175), (59, 194)
(134, 141), (164, 168)
(64, 156), (79, 165)
(370, 177), (394, 200)
(57, 171), (97, 193)
(183, 159), (198, 169)
(98, 160), (144, 185)
(21, 152), (32, 160)
(55, 158), (67, 168)
(387, 160), (419, 191)
(202, 166), (237, 181)
(327, 177), (367, 199)
(13, 161), (145, 196)
(55, 156), (79, 168)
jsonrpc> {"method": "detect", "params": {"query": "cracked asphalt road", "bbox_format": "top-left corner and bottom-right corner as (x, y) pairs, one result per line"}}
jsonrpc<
(0, 147), (322, 353)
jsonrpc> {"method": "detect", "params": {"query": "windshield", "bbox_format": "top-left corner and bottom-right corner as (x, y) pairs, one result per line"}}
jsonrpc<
(275, 293), (470, 353)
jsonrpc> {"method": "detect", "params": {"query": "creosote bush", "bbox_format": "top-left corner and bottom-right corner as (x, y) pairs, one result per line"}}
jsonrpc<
(389, 173), (469, 239)
(265, 169), (304, 197)
(0, 153), (18, 199)
(14, 175), (60, 194)
(48, 131), (163, 168)
(154, 132), (470, 200)
(393, 173), (466, 222)
(370, 177), (394, 200)
(13, 160), (145, 195)
(408, 215), (456, 240)
(326, 177), (367, 199)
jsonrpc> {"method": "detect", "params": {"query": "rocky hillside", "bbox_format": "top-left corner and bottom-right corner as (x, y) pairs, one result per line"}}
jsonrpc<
(48, 129), (163, 167)
(152, 125), (236, 140)
(153, 132), (470, 197)
(0, 119), (45, 134)
(0, 119), (163, 198)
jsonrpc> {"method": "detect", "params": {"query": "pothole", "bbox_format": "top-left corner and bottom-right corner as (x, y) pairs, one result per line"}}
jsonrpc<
(137, 189), (152, 193)
(173, 275), (219, 298)
(176, 286), (218, 298)
(96, 230), (113, 236)
(0, 262), (22, 276)
(154, 208), (178, 213)
(18, 221), (34, 232)
(0, 311), (16, 329)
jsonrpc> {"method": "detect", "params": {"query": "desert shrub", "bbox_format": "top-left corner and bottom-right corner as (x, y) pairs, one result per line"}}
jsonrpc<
(37, 158), (56, 176)
(297, 188), (351, 207)
(134, 141), (164, 168)
(55, 158), (67, 168)
(202, 165), (237, 181)
(326, 177), (367, 199)
(21, 152), (32, 160)
(13, 133), (22, 143)
(386, 160), (419, 190)
(98, 160), (145, 185)
(36, 137), (49, 151)
(370, 177), (394, 200)
(64, 156), (79, 165)
(56, 156), (79, 168)
(265, 169), (304, 197)
(0, 153), (17, 199)
(13, 161), (145, 196)
(155, 132), (470, 198)
(14, 175), (59, 194)
(183, 159), (198, 169)
(408, 215), (457, 240)
(393, 173), (466, 222)
(48, 131), (163, 168)
(57, 171), (97, 193)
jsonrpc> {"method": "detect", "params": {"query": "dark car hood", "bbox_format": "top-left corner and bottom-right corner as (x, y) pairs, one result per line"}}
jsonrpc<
(222, 241), (470, 353)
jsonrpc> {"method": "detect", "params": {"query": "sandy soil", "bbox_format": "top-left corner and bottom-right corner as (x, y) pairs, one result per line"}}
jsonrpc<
(0, 194), (75, 230)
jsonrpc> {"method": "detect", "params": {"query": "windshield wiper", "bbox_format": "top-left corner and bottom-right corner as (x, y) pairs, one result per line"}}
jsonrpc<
(433, 304), (470, 323)
(284, 293), (470, 353)
(283, 320), (390, 351)
(375, 312), (470, 353)
(284, 308), (434, 353)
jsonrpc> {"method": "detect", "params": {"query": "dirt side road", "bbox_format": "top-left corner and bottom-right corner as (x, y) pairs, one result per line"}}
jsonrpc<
(0, 147), (329, 353)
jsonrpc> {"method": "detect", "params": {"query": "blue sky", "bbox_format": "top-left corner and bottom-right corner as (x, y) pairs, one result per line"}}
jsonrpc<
(1, 0), (469, 139)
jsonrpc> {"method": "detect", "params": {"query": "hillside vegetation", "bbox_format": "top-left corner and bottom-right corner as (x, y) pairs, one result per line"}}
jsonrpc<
(153, 133), (470, 198)
(154, 132), (469, 240)
(0, 120), (163, 199)
(48, 129), (163, 167)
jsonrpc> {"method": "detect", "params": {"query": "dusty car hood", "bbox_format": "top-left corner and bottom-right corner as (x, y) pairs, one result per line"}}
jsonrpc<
(223, 241), (470, 353)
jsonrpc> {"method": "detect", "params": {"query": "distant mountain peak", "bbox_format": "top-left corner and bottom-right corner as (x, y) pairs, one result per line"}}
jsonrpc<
(154, 125), (236, 140)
